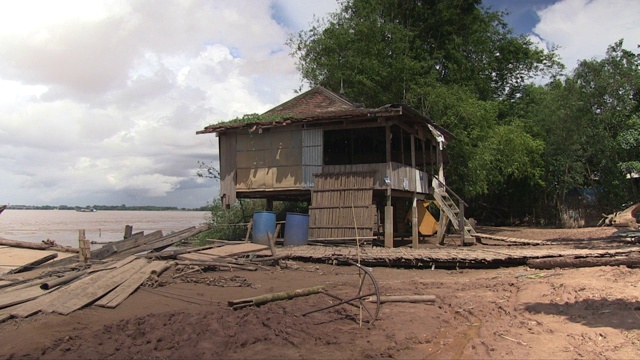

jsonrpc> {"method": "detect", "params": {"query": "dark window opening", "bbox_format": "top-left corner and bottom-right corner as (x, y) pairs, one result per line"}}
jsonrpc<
(323, 127), (386, 165)
(390, 125), (414, 166)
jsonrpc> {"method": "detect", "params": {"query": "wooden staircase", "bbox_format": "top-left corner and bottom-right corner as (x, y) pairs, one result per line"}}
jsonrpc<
(433, 188), (477, 245)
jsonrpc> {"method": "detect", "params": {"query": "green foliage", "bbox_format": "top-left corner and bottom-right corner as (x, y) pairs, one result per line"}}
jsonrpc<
(214, 113), (293, 127)
(286, 0), (639, 225)
(289, 0), (561, 104)
(203, 199), (309, 241)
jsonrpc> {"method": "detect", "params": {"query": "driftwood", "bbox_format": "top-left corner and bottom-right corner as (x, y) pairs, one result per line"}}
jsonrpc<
(0, 238), (78, 253)
(7, 253), (58, 274)
(599, 203), (640, 229)
(527, 255), (640, 269)
(228, 285), (325, 310)
(175, 260), (257, 271)
(366, 295), (436, 304)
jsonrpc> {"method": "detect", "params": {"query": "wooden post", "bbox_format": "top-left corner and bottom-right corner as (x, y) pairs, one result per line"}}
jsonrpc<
(266, 198), (274, 211)
(385, 205), (394, 248)
(459, 199), (465, 246)
(385, 124), (394, 248)
(78, 230), (91, 263)
(437, 213), (449, 245)
(411, 134), (418, 248)
(244, 219), (253, 243)
(123, 225), (133, 239)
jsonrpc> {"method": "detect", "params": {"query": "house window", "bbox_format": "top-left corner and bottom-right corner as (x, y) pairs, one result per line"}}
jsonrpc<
(323, 127), (386, 165)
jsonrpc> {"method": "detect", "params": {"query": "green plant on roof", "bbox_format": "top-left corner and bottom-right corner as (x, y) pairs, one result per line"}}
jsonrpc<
(214, 113), (293, 127)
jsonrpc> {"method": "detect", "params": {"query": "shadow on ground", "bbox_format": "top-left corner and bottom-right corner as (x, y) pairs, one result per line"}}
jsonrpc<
(525, 298), (640, 330)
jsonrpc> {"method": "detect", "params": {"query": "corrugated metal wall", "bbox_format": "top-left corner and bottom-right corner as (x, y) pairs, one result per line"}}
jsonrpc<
(302, 128), (323, 189)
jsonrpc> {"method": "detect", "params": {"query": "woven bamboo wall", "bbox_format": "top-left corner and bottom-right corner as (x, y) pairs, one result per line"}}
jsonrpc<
(308, 172), (376, 239)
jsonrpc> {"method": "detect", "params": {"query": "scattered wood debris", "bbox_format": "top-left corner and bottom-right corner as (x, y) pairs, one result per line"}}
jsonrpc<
(0, 224), (289, 323)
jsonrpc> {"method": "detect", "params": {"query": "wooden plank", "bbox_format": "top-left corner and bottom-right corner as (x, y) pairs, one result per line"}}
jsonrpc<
(115, 226), (208, 258)
(49, 258), (149, 315)
(95, 261), (171, 308)
(0, 247), (74, 274)
(9, 257), (137, 318)
(195, 243), (269, 257)
(0, 285), (54, 309)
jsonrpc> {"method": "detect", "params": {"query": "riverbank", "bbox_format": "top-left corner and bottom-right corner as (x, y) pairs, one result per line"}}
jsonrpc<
(0, 226), (639, 359)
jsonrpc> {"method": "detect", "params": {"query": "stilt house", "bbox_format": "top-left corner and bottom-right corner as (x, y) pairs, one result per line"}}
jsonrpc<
(197, 86), (475, 247)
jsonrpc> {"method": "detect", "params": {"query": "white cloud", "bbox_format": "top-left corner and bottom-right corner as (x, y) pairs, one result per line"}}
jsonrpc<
(532, 0), (640, 70)
(0, 0), (339, 208)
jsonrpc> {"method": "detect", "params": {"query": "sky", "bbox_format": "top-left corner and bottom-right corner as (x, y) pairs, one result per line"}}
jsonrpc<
(0, 0), (638, 209)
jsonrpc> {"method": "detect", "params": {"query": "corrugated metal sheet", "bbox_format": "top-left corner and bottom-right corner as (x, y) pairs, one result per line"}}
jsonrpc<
(302, 128), (322, 188)
(302, 146), (322, 166)
(302, 166), (322, 189)
(302, 128), (323, 147)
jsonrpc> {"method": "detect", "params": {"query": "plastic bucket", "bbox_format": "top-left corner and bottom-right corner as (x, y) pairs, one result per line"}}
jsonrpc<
(284, 212), (309, 246)
(252, 211), (277, 246)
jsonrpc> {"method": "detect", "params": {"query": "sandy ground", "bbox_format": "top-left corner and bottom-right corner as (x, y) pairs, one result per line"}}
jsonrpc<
(1, 227), (639, 359)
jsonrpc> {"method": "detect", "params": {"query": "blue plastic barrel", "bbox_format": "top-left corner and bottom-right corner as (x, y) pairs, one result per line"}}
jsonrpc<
(252, 211), (277, 245)
(284, 212), (309, 246)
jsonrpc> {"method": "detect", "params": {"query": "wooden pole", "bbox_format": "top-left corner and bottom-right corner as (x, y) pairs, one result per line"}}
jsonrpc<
(244, 218), (253, 243)
(411, 134), (418, 248)
(385, 124), (394, 248)
(459, 198), (465, 246)
(228, 285), (325, 310)
(78, 230), (91, 263)
(123, 225), (133, 239)
(7, 253), (58, 274)
(437, 213), (449, 245)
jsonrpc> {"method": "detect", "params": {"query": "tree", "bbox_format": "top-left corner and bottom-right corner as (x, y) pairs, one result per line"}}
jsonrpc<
(571, 40), (640, 203)
(289, 0), (556, 205)
(289, 0), (560, 104)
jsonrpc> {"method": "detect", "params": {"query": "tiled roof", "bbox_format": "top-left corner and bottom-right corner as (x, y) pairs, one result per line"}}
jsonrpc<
(262, 86), (356, 117)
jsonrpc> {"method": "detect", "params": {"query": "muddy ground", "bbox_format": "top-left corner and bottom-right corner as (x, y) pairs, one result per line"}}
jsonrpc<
(1, 227), (639, 359)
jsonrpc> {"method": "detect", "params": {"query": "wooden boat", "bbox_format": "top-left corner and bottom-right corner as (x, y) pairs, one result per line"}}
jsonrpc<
(0, 205), (6, 215)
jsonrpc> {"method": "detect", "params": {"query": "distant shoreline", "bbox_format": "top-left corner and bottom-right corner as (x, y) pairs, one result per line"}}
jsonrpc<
(5, 206), (209, 211)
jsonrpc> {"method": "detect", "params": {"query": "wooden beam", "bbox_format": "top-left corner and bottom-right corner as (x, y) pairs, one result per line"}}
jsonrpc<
(411, 134), (418, 248)
(385, 124), (393, 248)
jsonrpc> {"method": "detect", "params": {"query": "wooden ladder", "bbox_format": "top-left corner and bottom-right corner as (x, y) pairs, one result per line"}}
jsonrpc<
(433, 188), (477, 245)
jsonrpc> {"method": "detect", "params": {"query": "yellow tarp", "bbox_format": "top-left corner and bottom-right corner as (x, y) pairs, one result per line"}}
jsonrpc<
(417, 200), (439, 236)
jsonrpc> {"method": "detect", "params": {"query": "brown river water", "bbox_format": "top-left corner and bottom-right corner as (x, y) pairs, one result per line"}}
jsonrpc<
(0, 209), (210, 248)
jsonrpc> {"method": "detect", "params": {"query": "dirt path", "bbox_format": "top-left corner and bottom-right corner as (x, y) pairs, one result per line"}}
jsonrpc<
(0, 227), (639, 359)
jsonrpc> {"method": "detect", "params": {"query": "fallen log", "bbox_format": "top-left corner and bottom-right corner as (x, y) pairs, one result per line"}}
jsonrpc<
(40, 270), (87, 290)
(527, 255), (640, 269)
(366, 295), (436, 304)
(0, 238), (78, 253)
(7, 253), (58, 274)
(175, 260), (257, 271)
(228, 285), (325, 310)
